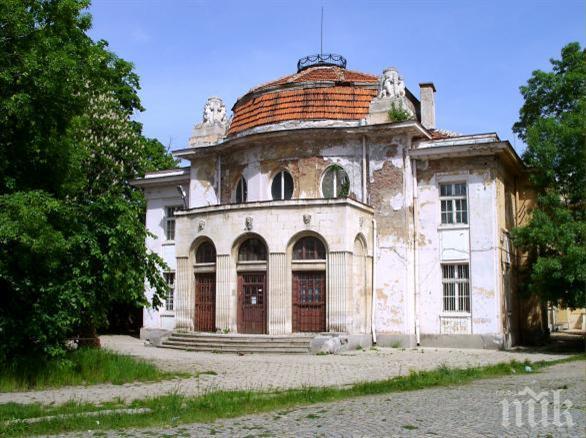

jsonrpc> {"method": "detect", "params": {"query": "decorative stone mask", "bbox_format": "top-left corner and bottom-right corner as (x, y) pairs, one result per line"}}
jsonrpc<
(303, 214), (312, 226)
(245, 216), (253, 231)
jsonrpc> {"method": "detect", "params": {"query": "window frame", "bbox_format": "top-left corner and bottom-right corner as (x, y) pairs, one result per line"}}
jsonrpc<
(321, 165), (350, 199)
(165, 206), (181, 241)
(238, 238), (268, 262)
(292, 237), (326, 261)
(439, 182), (468, 226)
(163, 271), (175, 312)
(271, 170), (294, 201)
(235, 176), (247, 204)
(196, 241), (216, 264)
(441, 263), (470, 313)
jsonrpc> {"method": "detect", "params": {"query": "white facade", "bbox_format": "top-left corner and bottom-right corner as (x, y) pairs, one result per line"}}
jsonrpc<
(135, 62), (532, 349)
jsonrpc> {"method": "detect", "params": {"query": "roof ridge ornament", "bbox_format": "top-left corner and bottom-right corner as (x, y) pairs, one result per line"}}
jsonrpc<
(297, 53), (347, 72)
(188, 96), (228, 147)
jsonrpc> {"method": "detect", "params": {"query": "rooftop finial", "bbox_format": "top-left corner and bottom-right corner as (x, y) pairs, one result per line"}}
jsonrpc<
(320, 6), (324, 56)
(297, 6), (346, 72)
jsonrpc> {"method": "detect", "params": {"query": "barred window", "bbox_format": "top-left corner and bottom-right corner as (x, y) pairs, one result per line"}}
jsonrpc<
(440, 183), (468, 225)
(165, 206), (181, 241)
(442, 264), (470, 312)
(163, 272), (175, 311)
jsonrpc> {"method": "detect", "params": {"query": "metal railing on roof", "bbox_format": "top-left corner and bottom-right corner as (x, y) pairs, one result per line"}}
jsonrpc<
(297, 53), (347, 72)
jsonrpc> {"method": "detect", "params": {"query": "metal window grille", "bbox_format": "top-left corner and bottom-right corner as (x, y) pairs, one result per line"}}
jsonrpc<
(163, 272), (175, 311)
(442, 264), (470, 312)
(165, 206), (179, 241)
(440, 183), (468, 225)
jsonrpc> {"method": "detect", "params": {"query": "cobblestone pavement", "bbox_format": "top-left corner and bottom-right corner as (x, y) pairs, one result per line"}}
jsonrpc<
(0, 335), (571, 406)
(64, 360), (585, 437)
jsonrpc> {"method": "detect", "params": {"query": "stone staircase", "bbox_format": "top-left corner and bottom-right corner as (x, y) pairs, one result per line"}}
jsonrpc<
(159, 331), (312, 354)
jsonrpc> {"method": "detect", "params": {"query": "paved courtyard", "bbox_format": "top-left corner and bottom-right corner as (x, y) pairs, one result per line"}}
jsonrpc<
(0, 335), (572, 406)
(65, 360), (585, 437)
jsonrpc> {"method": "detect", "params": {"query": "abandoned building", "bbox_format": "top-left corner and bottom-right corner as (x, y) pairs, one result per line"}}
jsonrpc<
(134, 53), (540, 351)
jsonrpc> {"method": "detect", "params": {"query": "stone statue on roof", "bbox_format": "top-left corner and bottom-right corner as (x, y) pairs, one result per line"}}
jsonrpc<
(378, 67), (405, 99)
(202, 96), (227, 126)
(189, 96), (228, 147)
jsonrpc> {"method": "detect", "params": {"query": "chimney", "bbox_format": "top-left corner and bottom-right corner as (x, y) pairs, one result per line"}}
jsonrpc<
(419, 82), (436, 130)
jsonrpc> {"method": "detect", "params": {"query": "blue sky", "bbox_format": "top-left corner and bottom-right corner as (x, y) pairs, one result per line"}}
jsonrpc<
(87, 0), (585, 153)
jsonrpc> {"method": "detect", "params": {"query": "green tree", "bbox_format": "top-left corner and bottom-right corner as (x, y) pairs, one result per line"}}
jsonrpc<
(511, 42), (586, 309)
(0, 0), (176, 363)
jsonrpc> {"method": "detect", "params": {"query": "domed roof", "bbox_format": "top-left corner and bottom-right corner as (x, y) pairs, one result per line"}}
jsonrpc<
(228, 65), (379, 136)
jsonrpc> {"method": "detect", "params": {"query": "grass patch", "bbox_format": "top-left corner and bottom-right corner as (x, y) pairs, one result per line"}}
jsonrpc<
(0, 348), (188, 392)
(1, 354), (583, 436)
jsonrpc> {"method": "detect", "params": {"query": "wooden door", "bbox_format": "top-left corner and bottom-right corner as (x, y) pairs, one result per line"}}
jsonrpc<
(195, 273), (216, 332)
(237, 272), (267, 334)
(293, 271), (326, 332)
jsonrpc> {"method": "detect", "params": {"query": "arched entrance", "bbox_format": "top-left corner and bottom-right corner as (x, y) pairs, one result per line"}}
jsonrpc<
(237, 237), (268, 334)
(292, 236), (327, 332)
(194, 240), (216, 332)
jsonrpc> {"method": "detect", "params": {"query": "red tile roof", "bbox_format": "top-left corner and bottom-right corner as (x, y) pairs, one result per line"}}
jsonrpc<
(228, 66), (378, 135)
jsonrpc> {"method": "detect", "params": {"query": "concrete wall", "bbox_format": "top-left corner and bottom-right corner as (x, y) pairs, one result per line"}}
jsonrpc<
(143, 183), (188, 330)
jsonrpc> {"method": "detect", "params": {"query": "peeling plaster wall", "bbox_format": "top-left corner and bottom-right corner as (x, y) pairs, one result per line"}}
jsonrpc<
(416, 156), (501, 341)
(368, 134), (413, 335)
(143, 184), (188, 330)
(189, 157), (218, 207)
(188, 131), (418, 337)
(188, 132), (367, 208)
(495, 164), (545, 345)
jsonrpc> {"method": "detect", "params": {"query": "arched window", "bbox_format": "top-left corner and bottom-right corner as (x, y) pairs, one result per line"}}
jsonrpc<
(271, 170), (294, 200)
(293, 237), (326, 260)
(196, 241), (216, 263)
(238, 238), (267, 261)
(235, 176), (247, 203)
(322, 165), (350, 199)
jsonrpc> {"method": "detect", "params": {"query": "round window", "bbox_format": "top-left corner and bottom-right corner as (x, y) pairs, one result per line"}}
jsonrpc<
(322, 165), (349, 198)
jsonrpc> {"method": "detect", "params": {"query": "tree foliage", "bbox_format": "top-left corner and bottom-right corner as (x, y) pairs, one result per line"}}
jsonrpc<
(511, 42), (586, 308)
(0, 0), (177, 363)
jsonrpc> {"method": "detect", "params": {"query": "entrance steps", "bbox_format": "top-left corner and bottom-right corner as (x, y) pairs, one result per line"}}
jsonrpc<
(159, 331), (312, 354)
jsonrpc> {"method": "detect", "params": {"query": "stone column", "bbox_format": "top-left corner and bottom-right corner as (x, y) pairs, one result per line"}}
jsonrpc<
(268, 253), (288, 334)
(328, 251), (350, 332)
(175, 257), (193, 331)
(215, 254), (231, 331)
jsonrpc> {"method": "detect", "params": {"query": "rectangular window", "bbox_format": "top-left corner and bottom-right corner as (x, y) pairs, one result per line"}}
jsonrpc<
(163, 272), (175, 311)
(440, 183), (468, 225)
(165, 206), (180, 241)
(442, 264), (470, 312)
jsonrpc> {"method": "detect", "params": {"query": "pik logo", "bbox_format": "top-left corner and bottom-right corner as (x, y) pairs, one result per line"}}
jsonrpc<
(501, 387), (574, 428)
